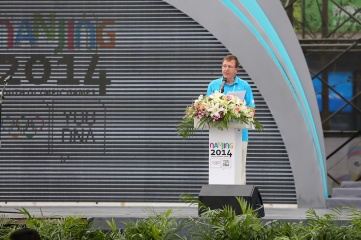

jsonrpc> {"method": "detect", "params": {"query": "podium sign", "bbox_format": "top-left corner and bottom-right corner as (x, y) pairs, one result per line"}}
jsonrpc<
(208, 123), (246, 185)
(209, 128), (242, 184)
(195, 120), (251, 185)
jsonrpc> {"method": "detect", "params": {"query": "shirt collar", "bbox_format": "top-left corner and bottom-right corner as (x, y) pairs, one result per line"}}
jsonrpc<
(224, 76), (240, 86)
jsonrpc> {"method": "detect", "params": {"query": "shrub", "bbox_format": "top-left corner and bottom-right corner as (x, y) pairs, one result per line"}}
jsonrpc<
(2, 201), (361, 239)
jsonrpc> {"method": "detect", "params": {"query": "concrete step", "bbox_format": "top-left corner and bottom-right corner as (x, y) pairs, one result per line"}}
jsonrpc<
(332, 188), (361, 198)
(340, 181), (361, 188)
(326, 198), (361, 209)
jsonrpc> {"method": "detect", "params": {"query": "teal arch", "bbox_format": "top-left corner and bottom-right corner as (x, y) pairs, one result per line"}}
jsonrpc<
(221, 0), (327, 198)
(164, 0), (327, 207)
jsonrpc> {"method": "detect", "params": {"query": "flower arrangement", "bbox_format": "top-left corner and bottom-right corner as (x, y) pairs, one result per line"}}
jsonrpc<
(177, 91), (263, 139)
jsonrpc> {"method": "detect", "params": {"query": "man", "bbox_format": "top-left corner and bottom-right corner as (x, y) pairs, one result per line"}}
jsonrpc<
(206, 54), (255, 184)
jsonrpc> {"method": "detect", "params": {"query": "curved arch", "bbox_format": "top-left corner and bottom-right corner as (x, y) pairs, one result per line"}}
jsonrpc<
(165, 0), (327, 208)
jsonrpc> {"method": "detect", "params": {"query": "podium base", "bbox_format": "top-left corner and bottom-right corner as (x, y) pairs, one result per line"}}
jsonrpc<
(198, 184), (265, 217)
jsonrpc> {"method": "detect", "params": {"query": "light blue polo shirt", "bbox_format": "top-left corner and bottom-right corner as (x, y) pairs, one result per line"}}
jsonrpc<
(206, 76), (255, 141)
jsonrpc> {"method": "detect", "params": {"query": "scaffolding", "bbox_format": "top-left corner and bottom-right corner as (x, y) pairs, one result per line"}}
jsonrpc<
(283, 0), (361, 186)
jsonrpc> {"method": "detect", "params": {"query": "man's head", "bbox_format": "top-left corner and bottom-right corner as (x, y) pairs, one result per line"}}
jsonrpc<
(10, 228), (41, 240)
(222, 55), (239, 81)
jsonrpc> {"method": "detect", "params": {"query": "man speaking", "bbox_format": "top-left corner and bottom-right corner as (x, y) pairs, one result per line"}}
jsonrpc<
(206, 54), (255, 184)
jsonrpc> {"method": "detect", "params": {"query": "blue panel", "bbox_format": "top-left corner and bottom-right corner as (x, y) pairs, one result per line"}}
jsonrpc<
(313, 72), (353, 112)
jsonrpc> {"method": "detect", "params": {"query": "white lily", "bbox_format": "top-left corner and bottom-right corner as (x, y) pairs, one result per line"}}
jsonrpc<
(207, 102), (224, 116)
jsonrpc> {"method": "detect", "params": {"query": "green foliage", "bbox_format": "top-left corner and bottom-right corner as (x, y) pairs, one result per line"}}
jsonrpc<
(3, 204), (361, 239)
(117, 209), (187, 240)
(345, 207), (361, 239)
(304, 207), (346, 239)
(176, 115), (198, 139)
(182, 194), (264, 240)
(303, 207), (361, 240)
(82, 229), (114, 240)
(261, 220), (305, 240)
(0, 207), (90, 240)
(0, 213), (17, 240)
(291, 0), (361, 37)
(18, 207), (89, 240)
(181, 193), (361, 240)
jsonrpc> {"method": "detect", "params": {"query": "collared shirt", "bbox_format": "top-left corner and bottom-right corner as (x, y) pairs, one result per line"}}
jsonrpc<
(206, 76), (255, 141)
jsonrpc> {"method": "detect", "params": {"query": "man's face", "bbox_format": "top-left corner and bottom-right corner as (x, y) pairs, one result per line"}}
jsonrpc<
(222, 59), (238, 80)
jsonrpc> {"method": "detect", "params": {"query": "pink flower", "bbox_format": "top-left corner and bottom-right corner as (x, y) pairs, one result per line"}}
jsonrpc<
(226, 95), (232, 101)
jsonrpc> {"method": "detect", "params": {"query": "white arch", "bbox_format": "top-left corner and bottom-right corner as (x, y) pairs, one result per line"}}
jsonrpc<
(165, 0), (327, 208)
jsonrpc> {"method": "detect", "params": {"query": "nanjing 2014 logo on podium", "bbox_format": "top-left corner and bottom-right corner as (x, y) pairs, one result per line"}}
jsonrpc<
(209, 142), (234, 169)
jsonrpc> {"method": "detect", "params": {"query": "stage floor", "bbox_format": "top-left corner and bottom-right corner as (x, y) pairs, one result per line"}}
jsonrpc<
(0, 203), (351, 222)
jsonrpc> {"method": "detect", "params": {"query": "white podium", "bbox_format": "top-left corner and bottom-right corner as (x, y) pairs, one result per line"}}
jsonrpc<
(196, 120), (252, 185)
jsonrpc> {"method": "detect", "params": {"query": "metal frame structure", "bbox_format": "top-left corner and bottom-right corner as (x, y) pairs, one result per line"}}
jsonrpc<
(284, 0), (361, 185)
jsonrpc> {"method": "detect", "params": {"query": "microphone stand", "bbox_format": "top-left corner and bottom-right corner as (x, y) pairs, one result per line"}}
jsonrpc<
(220, 77), (227, 93)
(0, 76), (11, 149)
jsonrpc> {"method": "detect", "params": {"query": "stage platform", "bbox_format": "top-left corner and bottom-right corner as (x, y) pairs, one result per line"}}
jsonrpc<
(0, 203), (352, 225)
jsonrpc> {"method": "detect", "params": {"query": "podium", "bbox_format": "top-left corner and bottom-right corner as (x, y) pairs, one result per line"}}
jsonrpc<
(195, 120), (264, 217)
(195, 120), (253, 185)
(209, 122), (253, 184)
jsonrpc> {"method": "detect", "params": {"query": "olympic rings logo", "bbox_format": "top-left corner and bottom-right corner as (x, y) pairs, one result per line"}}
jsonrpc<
(1, 115), (44, 139)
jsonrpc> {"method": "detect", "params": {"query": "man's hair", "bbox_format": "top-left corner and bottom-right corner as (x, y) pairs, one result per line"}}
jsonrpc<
(10, 228), (41, 240)
(223, 55), (240, 68)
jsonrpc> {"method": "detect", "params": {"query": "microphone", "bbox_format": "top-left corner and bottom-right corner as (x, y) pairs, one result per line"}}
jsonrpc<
(4, 75), (12, 84)
(220, 77), (227, 93)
